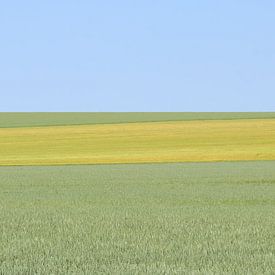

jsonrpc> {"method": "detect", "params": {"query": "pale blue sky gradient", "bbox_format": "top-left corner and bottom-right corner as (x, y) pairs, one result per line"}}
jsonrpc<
(1, 1), (274, 111)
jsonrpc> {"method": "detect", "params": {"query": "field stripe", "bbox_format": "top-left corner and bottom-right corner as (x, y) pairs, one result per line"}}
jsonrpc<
(0, 119), (275, 166)
(1, 112), (275, 128)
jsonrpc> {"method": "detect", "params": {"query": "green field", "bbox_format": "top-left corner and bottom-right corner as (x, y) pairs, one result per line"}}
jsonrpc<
(1, 112), (275, 128)
(1, 113), (275, 273)
(1, 162), (275, 274)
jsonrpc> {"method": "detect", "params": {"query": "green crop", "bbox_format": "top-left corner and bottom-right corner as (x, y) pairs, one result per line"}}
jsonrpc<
(1, 161), (274, 274)
(1, 112), (275, 128)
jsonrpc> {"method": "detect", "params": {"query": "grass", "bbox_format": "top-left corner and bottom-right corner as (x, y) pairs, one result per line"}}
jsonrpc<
(0, 119), (275, 165)
(1, 112), (275, 128)
(1, 161), (275, 274)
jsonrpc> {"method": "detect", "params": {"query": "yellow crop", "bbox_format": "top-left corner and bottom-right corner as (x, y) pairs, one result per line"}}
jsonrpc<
(0, 119), (275, 165)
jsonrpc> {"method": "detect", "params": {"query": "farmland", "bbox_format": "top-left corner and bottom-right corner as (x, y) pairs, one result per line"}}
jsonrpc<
(0, 118), (275, 166)
(1, 112), (275, 128)
(0, 113), (275, 274)
(1, 162), (275, 274)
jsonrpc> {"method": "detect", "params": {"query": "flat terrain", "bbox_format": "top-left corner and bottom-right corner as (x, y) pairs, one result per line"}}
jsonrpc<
(1, 112), (275, 128)
(0, 119), (274, 165)
(1, 162), (274, 274)
(1, 113), (274, 273)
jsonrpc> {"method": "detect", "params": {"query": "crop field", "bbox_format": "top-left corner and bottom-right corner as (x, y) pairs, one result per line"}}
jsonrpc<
(1, 112), (275, 128)
(1, 162), (275, 274)
(0, 113), (275, 274)
(0, 118), (275, 166)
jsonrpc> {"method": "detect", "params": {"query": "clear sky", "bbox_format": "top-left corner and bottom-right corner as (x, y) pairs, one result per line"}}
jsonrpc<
(0, 1), (274, 111)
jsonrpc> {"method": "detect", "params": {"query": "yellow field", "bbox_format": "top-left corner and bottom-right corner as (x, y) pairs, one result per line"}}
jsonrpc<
(0, 119), (275, 165)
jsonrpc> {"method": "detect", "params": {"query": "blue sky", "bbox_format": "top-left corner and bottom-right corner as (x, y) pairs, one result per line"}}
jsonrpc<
(0, 1), (274, 111)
